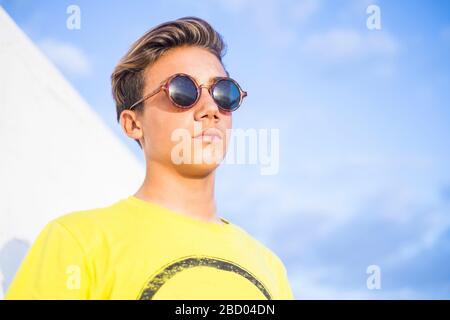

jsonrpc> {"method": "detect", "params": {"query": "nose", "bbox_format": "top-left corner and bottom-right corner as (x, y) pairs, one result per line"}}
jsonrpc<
(194, 86), (220, 121)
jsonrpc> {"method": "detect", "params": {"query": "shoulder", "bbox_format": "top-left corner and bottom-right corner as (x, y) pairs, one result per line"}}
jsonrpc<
(54, 199), (123, 228)
(46, 198), (128, 251)
(231, 223), (287, 273)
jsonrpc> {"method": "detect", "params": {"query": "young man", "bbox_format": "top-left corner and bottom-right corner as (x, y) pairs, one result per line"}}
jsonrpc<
(6, 17), (294, 300)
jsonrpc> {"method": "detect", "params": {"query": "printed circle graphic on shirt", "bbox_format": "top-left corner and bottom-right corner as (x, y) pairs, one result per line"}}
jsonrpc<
(138, 256), (272, 300)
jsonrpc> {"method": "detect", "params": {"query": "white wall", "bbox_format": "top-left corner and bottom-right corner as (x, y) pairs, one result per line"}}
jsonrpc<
(0, 7), (144, 297)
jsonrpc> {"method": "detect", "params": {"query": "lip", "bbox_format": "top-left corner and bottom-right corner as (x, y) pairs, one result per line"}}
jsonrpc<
(193, 127), (223, 140)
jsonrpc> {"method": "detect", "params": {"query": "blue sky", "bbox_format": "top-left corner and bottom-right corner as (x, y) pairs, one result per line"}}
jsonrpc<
(2, 0), (450, 298)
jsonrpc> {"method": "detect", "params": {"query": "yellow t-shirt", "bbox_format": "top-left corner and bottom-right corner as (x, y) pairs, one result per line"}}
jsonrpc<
(6, 196), (294, 300)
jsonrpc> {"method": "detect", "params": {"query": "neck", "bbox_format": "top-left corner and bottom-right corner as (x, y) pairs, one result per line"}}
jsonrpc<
(133, 160), (220, 223)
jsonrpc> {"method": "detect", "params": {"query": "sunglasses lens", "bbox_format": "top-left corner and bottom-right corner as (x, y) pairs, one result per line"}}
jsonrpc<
(213, 79), (242, 111)
(168, 75), (198, 107)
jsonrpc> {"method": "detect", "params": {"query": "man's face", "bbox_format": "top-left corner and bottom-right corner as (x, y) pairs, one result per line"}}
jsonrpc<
(136, 45), (232, 177)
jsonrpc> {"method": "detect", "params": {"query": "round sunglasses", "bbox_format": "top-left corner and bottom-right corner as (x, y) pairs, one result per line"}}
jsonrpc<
(128, 73), (247, 112)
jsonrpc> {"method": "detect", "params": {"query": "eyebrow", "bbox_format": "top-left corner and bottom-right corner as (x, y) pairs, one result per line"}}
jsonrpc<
(158, 71), (231, 87)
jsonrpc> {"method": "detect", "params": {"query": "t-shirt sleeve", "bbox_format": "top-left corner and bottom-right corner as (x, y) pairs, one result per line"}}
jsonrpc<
(5, 220), (91, 299)
(264, 248), (295, 300)
(277, 262), (295, 299)
(265, 247), (295, 300)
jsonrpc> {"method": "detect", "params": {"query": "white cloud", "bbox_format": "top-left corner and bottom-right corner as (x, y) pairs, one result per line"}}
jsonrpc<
(301, 28), (399, 63)
(39, 38), (91, 76)
(216, 0), (321, 48)
(336, 0), (379, 23)
(291, 269), (423, 299)
(216, 0), (251, 14)
(217, 0), (321, 22)
(290, 0), (321, 23)
(250, 0), (296, 48)
(371, 62), (395, 78)
(383, 203), (450, 266)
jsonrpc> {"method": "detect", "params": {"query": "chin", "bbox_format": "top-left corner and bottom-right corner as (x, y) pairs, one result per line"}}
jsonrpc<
(174, 162), (221, 178)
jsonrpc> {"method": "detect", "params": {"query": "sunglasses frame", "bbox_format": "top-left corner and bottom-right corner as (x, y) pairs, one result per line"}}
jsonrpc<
(128, 73), (247, 112)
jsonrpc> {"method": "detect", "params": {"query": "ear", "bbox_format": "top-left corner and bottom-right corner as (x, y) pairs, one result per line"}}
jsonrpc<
(120, 110), (143, 142)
